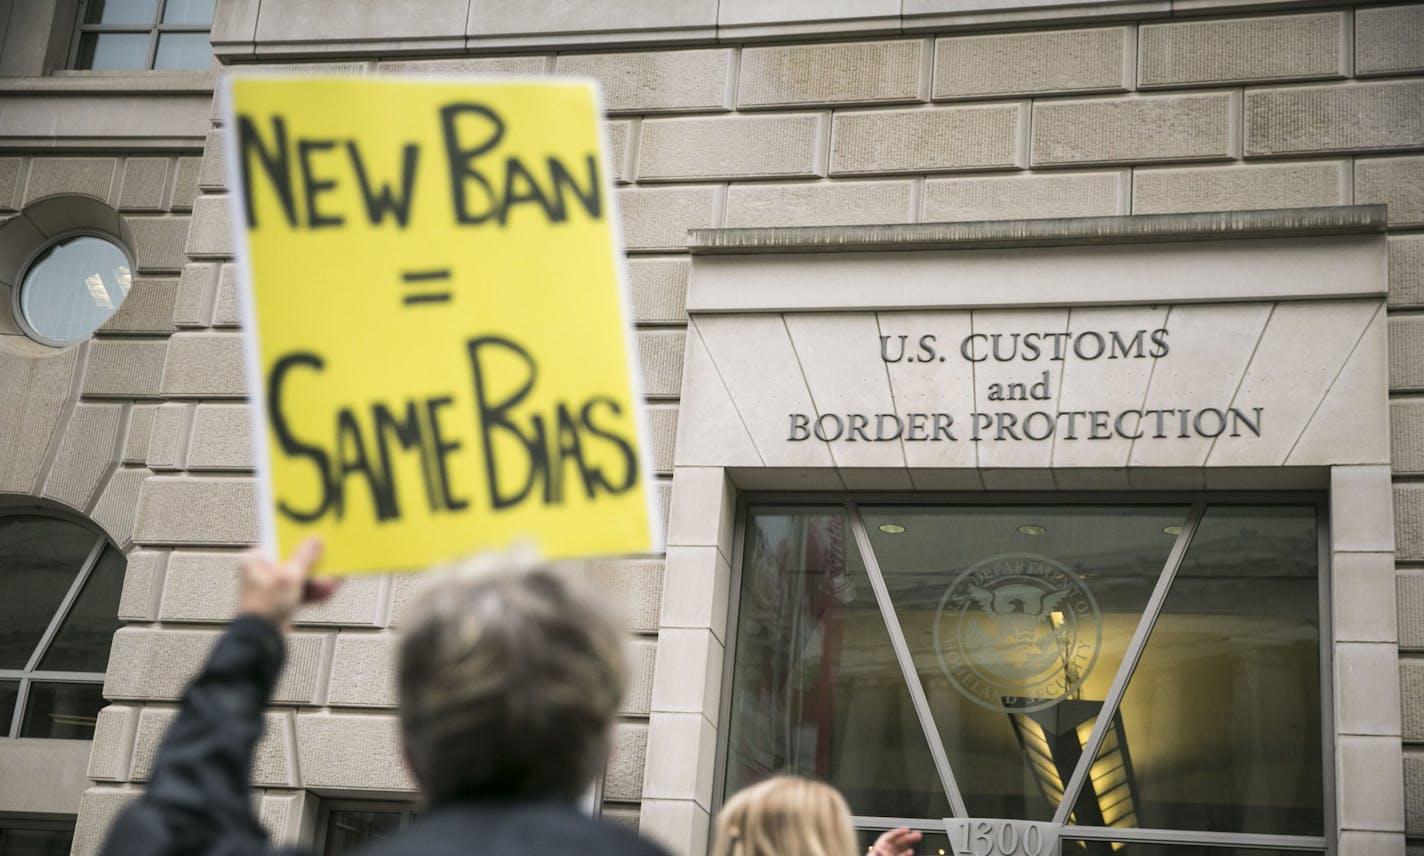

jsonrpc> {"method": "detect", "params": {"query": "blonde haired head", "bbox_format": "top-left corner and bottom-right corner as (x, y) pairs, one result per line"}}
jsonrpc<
(712, 776), (859, 856)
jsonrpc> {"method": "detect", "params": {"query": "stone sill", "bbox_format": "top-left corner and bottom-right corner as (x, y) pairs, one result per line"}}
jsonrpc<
(0, 71), (215, 151)
(0, 70), (216, 95)
(688, 206), (1388, 255)
(726, 465), (1333, 491)
(212, 0), (1342, 59)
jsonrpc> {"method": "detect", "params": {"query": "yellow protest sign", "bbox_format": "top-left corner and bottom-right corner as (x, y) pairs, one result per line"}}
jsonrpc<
(224, 76), (658, 575)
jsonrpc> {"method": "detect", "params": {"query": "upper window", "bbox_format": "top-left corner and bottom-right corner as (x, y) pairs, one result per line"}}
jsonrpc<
(70, 0), (215, 71)
(0, 511), (124, 740)
(724, 499), (1324, 855)
(16, 234), (132, 347)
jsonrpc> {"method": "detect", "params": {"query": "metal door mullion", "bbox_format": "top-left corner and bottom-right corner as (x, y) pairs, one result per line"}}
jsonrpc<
(1065, 824), (1327, 851)
(23, 536), (106, 673)
(850, 816), (946, 832)
(1052, 501), (1208, 826)
(8, 678), (30, 738)
(846, 501), (969, 818)
(18, 671), (106, 682)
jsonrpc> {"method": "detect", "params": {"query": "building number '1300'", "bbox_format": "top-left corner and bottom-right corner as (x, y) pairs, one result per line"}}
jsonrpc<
(941, 820), (1059, 856)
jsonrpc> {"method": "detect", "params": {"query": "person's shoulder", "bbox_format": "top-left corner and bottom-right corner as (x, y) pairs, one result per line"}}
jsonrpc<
(350, 802), (670, 856)
(513, 804), (672, 856)
(574, 814), (671, 856)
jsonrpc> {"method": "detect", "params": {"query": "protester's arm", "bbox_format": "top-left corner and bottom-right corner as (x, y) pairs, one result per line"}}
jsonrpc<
(99, 540), (335, 856)
(872, 827), (923, 856)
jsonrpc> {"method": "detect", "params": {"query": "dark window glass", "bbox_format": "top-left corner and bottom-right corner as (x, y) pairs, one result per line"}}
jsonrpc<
(74, 32), (151, 70)
(0, 681), (19, 731)
(323, 811), (402, 856)
(855, 829), (950, 855)
(83, 0), (159, 25)
(0, 516), (97, 669)
(39, 547), (124, 673)
(0, 826), (76, 856)
(153, 32), (210, 70)
(860, 504), (1189, 821)
(1072, 506), (1321, 836)
(726, 506), (952, 819)
(19, 682), (106, 739)
(160, 0), (214, 24)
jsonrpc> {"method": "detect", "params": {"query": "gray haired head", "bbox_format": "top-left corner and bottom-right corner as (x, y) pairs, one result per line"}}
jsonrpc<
(397, 552), (627, 804)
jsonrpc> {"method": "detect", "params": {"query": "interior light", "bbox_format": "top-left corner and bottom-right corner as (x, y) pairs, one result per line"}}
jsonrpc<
(878, 523), (907, 534)
(1162, 525), (1183, 536)
(1017, 524), (1047, 536)
(1009, 701), (1139, 836)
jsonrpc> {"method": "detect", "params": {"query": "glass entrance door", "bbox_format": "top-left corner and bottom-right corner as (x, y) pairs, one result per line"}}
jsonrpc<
(722, 498), (1326, 855)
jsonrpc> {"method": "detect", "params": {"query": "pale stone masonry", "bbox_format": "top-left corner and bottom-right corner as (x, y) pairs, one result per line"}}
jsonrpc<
(0, 2), (1419, 856)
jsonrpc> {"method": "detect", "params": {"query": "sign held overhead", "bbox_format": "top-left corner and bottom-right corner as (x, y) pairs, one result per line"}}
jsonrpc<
(225, 76), (659, 576)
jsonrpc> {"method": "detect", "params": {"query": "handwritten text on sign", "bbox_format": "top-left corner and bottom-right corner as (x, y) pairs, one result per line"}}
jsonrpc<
(227, 77), (657, 575)
(789, 328), (1265, 443)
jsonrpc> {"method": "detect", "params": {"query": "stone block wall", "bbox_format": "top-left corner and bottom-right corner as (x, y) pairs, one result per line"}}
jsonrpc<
(41, 2), (1424, 854)
(0, 150), (198, 532)
(0, 149), (202, 852)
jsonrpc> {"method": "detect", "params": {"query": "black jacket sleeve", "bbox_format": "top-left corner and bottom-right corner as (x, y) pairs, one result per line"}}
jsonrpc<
(99, 615), (311, 856)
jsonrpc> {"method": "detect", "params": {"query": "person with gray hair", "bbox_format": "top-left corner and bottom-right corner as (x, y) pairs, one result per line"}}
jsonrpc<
(99, 539), (670, 856)
(398, 551), (629, 804)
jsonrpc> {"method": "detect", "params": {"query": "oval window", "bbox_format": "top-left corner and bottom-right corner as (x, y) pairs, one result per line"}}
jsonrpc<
(17, 234), (132, 346)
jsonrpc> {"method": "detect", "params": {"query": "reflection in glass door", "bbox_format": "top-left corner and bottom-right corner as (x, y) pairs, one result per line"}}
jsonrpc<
(721, 498), (1326, 854)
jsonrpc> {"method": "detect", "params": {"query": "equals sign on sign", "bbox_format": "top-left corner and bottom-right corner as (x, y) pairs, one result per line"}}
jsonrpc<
(401, 268), (452, 305)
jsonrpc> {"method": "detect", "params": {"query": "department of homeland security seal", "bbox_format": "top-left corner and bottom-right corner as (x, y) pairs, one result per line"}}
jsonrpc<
(934, 553), (1101, 713)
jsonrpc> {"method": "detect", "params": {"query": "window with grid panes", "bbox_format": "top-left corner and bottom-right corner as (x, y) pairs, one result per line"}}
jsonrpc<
(70, 0), (214, 71)
(0, 510), (124, 740)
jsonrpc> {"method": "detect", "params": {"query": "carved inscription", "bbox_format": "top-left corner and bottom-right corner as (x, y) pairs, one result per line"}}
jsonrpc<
(787, 328), (1264, 443)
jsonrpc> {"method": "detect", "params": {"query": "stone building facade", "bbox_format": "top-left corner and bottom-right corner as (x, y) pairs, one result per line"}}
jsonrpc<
(0, 1), (1422, 855)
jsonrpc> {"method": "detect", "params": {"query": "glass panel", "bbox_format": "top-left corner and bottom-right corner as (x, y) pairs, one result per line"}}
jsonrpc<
(160, 0), (215, 24)
(0, 516), (98, 669)
(20, 236), (132, 344)
(726, 506), (952, 819)
(0, 826), (76, 856)
(323, 811), (403, 856)
(18, 682), (105, 739)
(74, 32), (151, 70)
(83, 0), (159, 25)
(38, 547), (124, 672)
(0, 681), (19, 734)
(861, 504), (1190, 822)
(1062, 841), (1319, 856)
(855, 828), (951, 856)
(153, 32), (211, 71)
(1072, 506), (1321, 836)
